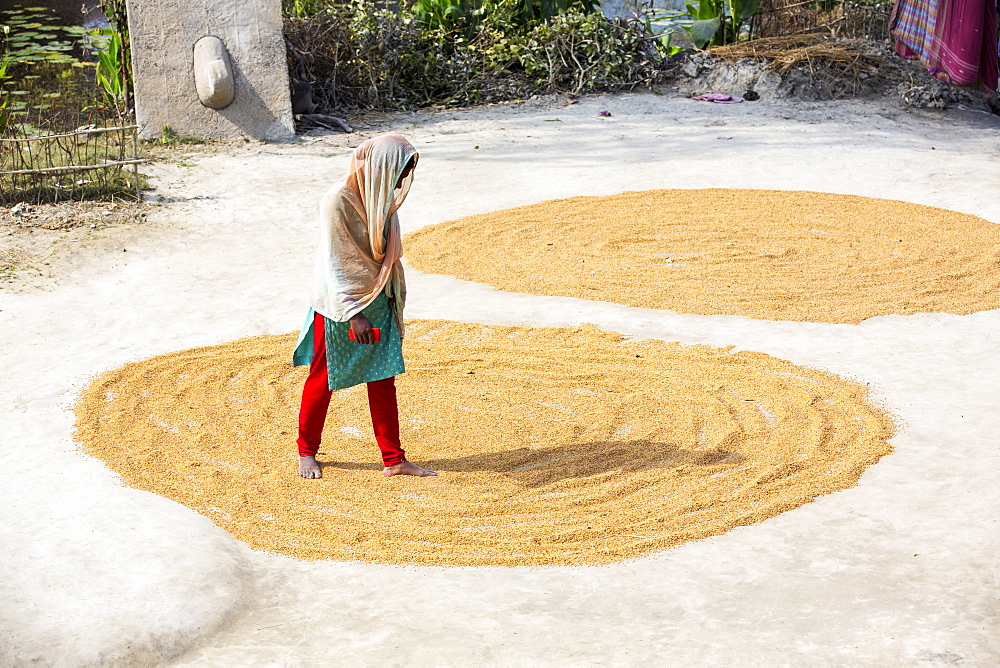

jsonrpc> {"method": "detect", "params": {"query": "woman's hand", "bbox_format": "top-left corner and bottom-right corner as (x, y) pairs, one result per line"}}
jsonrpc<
(349, 313), (377, 344)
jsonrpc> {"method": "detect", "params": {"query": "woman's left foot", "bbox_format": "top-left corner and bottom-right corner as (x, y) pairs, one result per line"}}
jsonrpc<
(383, 461), (438, 477)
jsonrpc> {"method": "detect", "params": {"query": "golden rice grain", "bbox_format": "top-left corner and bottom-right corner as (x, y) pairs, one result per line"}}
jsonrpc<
(404, 189), (1000, 323)
(74, 321), (894, 566)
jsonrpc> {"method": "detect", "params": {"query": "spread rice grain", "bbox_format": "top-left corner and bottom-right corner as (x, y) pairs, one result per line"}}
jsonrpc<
(75, 321), (894, 566)
(404, 189), (1000, 323)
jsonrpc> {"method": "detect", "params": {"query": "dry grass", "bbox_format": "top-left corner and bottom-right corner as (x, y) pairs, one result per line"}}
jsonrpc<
(711, 35), (882, 75)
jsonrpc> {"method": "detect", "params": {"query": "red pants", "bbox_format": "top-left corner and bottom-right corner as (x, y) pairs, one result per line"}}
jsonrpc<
(296, 312), (406, 466)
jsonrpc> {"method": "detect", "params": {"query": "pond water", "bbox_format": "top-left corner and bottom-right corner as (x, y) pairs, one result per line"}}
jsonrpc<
(3, 0), (108, 30)
(0, 2), (112, 128)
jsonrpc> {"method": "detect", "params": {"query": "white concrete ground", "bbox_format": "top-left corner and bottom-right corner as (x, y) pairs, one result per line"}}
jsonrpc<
(1, 91), (999, 666)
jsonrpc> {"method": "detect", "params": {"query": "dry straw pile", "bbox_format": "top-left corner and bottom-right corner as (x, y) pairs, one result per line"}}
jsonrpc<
(405, 189), (1000, 324)
(76, 321), (893, 567)
(711, 34), (881, 75)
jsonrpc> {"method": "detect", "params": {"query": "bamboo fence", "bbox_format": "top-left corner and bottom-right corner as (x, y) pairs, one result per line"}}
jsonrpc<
(750, 0), (893, 41)
(1, 122), (144, 204)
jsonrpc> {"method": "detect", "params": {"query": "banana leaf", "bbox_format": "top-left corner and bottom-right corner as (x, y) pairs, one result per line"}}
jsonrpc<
(689, 16), (721, 48)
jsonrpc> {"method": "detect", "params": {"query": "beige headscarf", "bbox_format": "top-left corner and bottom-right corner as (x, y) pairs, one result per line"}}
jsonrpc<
(310, 134), (418, 336)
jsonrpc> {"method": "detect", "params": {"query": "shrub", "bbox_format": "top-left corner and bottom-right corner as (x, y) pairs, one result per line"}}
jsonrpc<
(486, 11), (660, 92)
(284, 1), (665, 112)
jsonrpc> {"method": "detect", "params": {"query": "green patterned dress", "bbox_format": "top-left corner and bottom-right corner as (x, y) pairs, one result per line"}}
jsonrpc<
(293, 291), (405, 391)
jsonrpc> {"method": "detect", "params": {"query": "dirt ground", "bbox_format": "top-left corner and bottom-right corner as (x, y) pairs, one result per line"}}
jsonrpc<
(0, 201), (147, 287)
(2, 89), (1000, 666)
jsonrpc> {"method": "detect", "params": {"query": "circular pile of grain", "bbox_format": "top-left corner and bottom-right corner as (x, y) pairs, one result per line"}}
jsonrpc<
(404, 189), (1000, 323)
(75, 321), (893, 566)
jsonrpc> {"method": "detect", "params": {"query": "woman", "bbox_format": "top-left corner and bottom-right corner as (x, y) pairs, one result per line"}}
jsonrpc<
(292, 134), (436, 479)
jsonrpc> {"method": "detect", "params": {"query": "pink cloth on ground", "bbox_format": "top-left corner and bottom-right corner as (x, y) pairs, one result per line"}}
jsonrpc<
(692, 93), (744, 104)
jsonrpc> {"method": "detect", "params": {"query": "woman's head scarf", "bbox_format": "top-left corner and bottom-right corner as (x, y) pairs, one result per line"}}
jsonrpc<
(311, 134), (417, 335)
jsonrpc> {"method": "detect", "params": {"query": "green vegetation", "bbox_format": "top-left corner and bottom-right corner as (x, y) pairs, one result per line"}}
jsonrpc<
(0, 4), (101, 126)
(684, 0), (760, 48)
(94, 0), (133, 114)
(408, 0), (601, 33)
(0, 5), (86, 65)
(90, 28), (127, 112)
(156, 125), (205, 146)
(284, 0), (667, 111)
(0, 4), (141, 203)
(284, 0), (330, 19)
(0, 2), (134, 125)
(1, 29), (12, 133)
(0, 123), (143, 204)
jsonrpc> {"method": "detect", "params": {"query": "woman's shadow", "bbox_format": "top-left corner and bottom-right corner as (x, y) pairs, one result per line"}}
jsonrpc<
(323, 437), (744, 488)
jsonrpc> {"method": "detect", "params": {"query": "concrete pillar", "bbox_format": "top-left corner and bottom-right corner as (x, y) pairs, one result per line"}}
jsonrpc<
(126, 0), (295, 141)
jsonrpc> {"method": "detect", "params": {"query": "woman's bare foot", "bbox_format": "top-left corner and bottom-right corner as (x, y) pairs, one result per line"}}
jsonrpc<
(299, 455), (322, 479)
(383, 461), (437, 477)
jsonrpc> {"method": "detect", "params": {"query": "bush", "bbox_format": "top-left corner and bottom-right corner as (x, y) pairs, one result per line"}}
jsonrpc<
(284, 1), (666, 112)
(486, 11), (660, 92)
